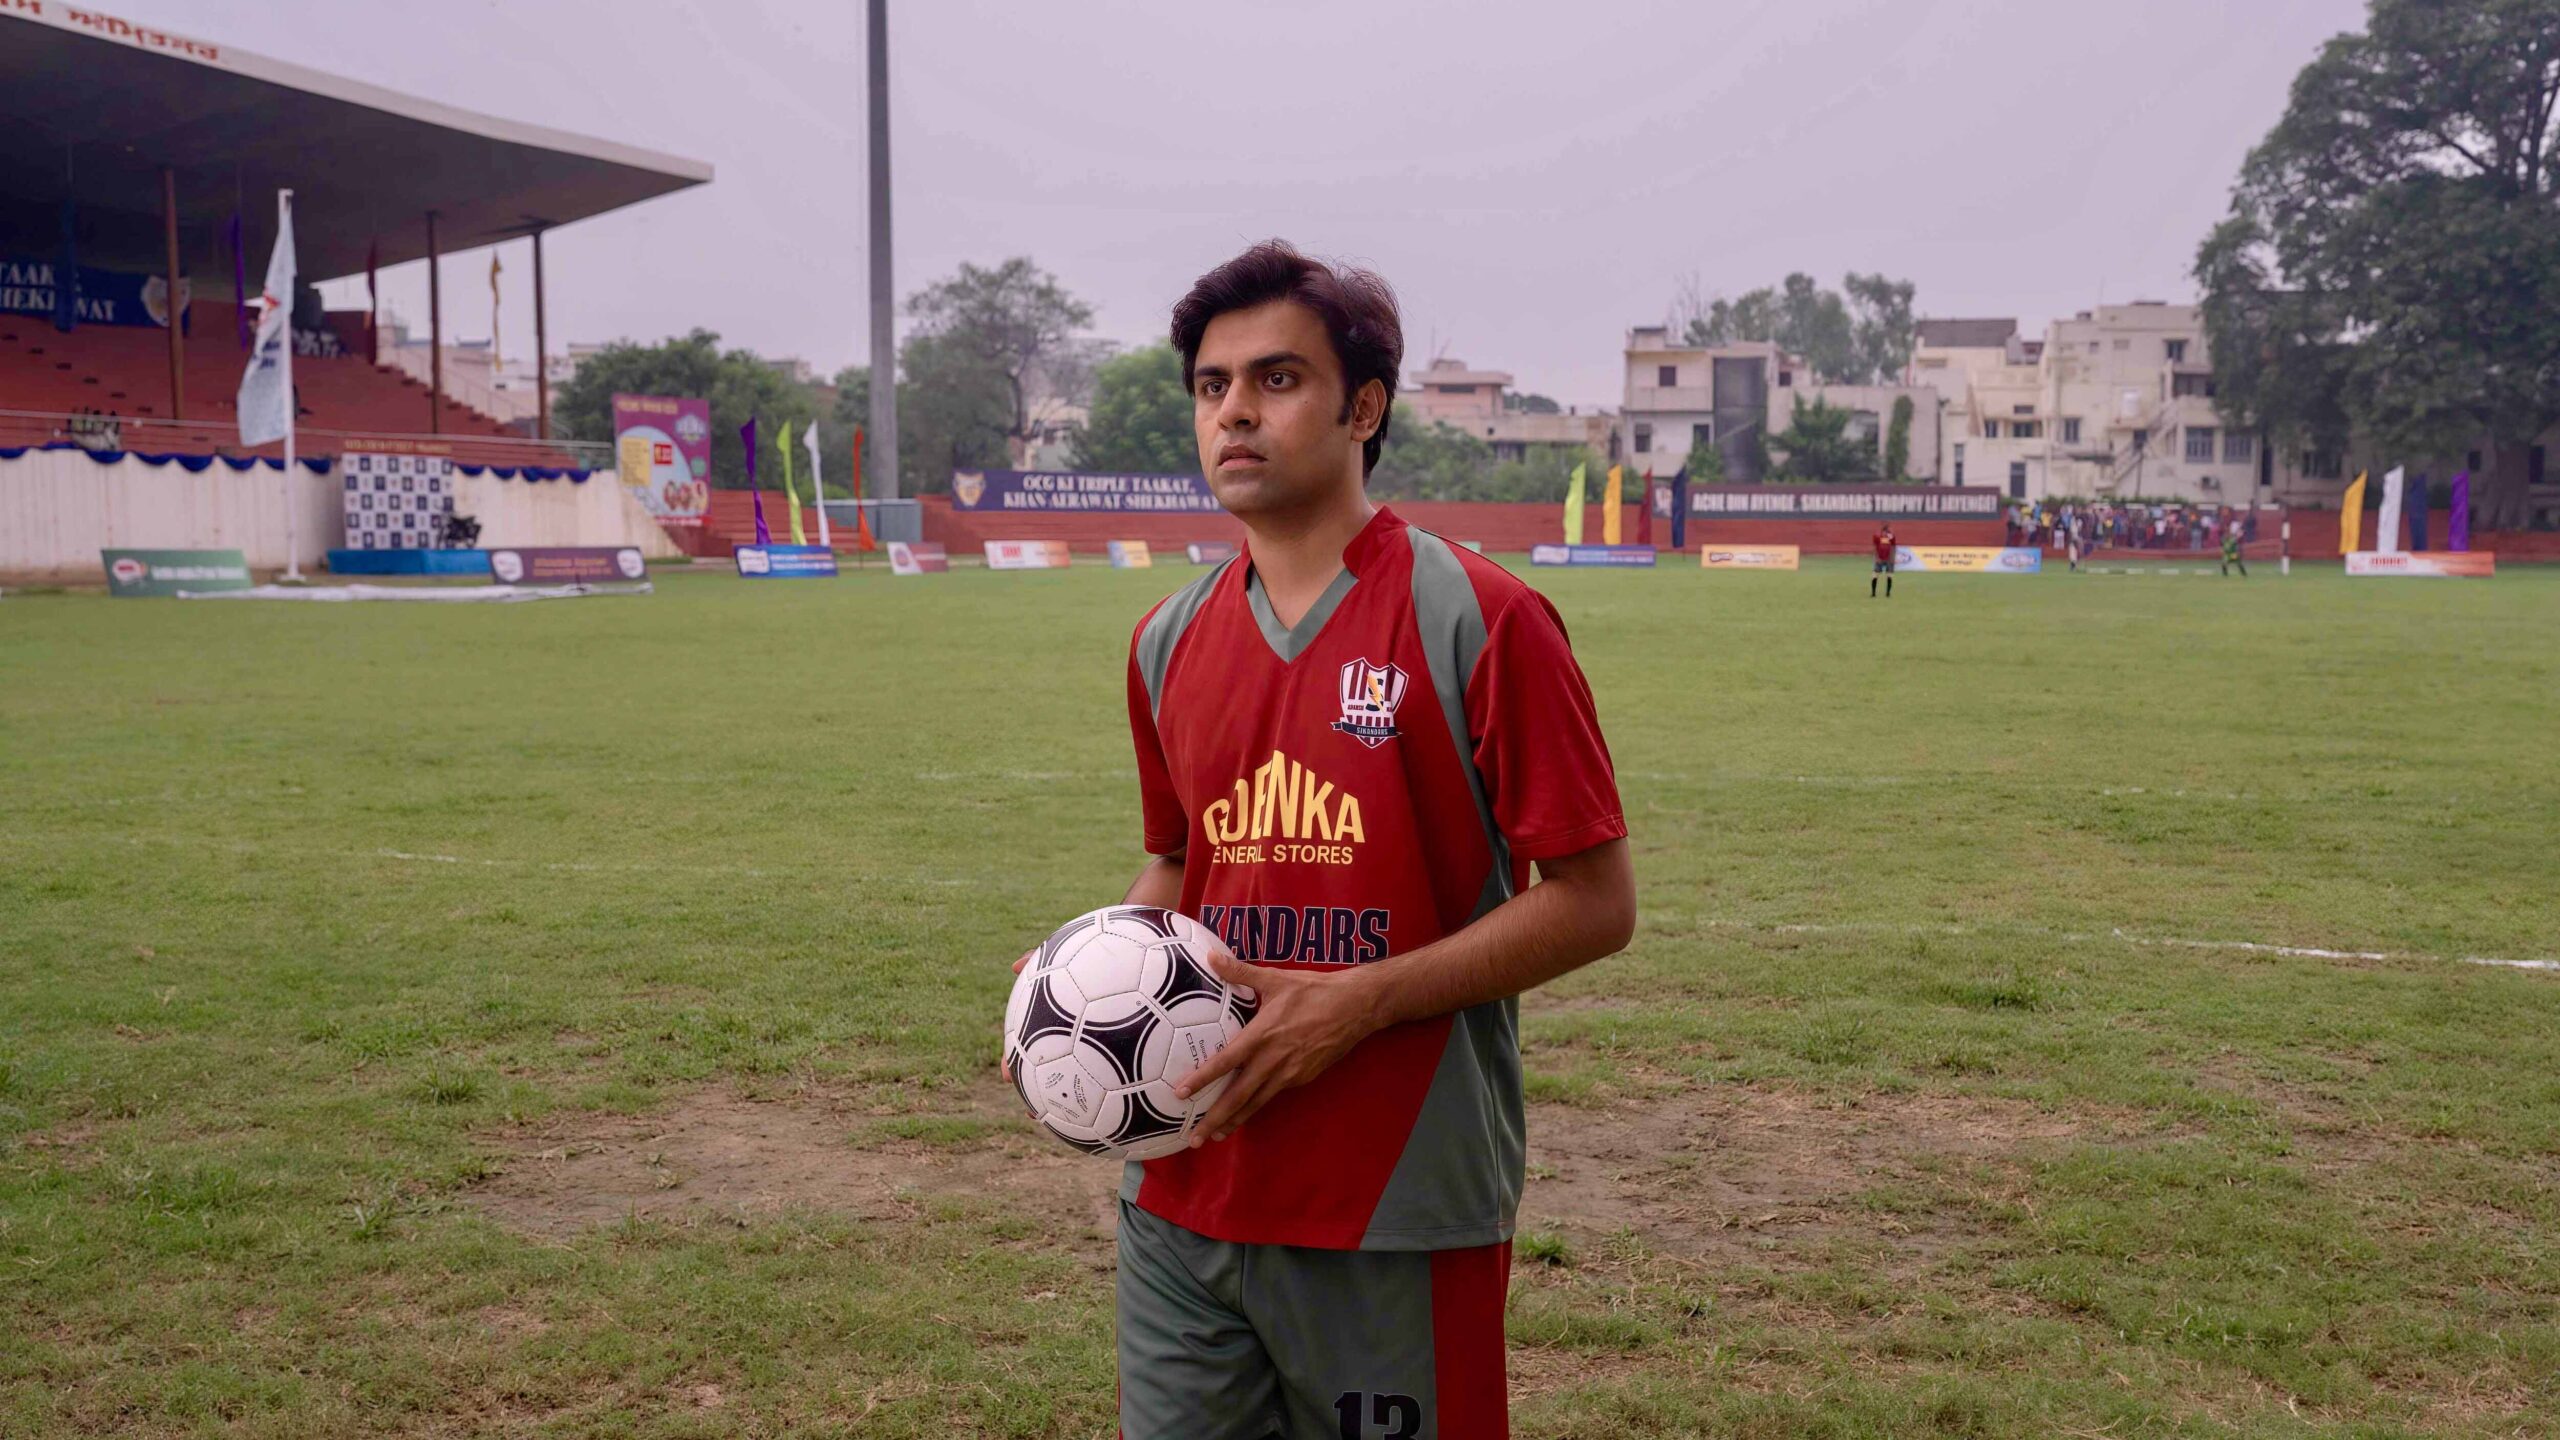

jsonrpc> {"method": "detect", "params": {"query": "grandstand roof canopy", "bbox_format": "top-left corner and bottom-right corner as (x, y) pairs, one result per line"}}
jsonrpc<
(1, 6), (712, 283)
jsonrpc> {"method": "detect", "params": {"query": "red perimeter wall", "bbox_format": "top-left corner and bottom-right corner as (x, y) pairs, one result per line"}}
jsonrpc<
(685, 493), (2560, 561)
(691, 492), (2005, 557)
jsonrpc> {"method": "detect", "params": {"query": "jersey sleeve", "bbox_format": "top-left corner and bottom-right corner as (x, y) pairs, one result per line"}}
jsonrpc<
(1127, 640), (1189, 857)
(1464, 589), (1627, 863)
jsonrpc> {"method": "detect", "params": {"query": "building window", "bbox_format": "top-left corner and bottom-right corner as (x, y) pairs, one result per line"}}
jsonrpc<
(2133, 428), (2150, 451)
(2062, 418), (2082, 445)
(2165, 339), (2189, 363)
(2113, 339), (2130, 351)
(2013, 420), (2043, 440)
(1633, 423), (1652, 454)
(2185, 427), (2216, 462)
(2533, 446), (2548, 488)
(1953, 443), (1966, 485)
(1656, 365), (1676, 388)
(2172, 372), (2215, 398)
(2013, 404), (2035, 415)
(1777, 369), (1793, 387)
(1981, 420), (2001, 440)
(2301, 450), (2342, 479)
(2008, 461), (2027, 498)
(1691, 422), (1712, 450)
(2223, 431), (2254, 464)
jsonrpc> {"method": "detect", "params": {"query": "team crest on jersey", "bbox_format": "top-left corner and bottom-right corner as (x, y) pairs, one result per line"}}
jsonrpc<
(1331, 658), (1408, 748)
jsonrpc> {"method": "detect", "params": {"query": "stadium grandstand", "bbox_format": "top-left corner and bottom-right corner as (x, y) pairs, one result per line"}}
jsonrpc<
(0, 3), (710, 469)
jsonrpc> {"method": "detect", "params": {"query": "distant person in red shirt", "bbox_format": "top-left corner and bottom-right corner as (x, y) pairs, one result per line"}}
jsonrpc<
(1871, 523), (1898, 598)
(1012, 240), (1635, 1439)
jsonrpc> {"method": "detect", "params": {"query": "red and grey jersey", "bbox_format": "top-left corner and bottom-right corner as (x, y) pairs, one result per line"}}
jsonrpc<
(1122, 506), (1625, 1251)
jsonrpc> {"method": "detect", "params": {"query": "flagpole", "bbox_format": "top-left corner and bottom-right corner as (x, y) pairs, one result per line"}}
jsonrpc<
(280, 189), (302, 583)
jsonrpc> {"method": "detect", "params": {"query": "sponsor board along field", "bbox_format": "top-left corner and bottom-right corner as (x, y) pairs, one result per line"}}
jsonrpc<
(2, 557), (2556, 1438)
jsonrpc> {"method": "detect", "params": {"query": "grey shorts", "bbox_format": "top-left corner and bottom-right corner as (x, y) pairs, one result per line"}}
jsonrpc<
(1116, 1200), (1512, 1439)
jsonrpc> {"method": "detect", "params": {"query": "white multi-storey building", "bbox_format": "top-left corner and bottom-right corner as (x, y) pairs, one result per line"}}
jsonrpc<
(1618, 327), (1939, 484)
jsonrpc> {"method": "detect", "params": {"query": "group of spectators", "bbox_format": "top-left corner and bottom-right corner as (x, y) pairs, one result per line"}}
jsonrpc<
(2008, 503), (2261, 555)
(58, 408), (124, 452)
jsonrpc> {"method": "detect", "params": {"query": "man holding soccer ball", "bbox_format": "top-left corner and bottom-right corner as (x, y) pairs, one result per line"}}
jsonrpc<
(1016, 240), (1636, 1438)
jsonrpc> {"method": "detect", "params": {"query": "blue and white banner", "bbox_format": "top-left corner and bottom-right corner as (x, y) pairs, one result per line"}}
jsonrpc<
(0, 258), (190, 329)
(1531, 544), (1658, 568)
(950, 468), (1219, 514)
(734, 544), (838, 579)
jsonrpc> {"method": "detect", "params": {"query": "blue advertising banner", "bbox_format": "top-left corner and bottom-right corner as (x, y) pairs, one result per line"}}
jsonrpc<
(949, 468), (1218, 514)
(1530, 544), (1659, 568)
(1, 258), (190, 329)
(734, 544), (839, 579)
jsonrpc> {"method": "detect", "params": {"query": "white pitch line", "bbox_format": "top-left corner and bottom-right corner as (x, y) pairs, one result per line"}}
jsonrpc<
(1691, 916), (2552, 975)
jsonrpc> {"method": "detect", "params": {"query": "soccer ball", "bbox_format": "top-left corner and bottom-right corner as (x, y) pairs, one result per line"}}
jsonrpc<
(1004, 905), (1258, 1160)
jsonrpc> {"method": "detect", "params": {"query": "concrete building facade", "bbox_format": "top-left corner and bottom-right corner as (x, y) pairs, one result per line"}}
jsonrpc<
(1400, 357), (1615, 461)
(1619, 327), (1939, 484)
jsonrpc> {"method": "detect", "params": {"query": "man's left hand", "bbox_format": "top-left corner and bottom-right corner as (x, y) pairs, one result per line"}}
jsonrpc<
(1173, 952), (1384, 1145)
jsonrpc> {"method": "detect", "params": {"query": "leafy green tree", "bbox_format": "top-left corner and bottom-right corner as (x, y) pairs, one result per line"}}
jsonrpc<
(1846, 273), (1918, 385)
(1683, 429), (1726, 486)
(1073, 344), (1196, 473)
(906, 258), (1096, 463)
(1678, 272), (1917, 385)
(1775, 273), (1859, 384)
(896, 331), (1013, 489)
(1367, 409), (1497, 501)
(555, 328), (818, 488)
(1682, 288), (1779, 347)
(1768, 393), (1880, 484)
(1504, 392), (1563, 415)
(2196, 0), (2560, 528)
(1883, 394), (1914, 481)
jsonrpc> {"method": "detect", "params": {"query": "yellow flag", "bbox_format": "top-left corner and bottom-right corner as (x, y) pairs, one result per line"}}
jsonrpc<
(1602, 465), (1624, 545)
(778, 419), (807, 546)
(2339, 471), (2367, 554)
(1562, 463), (1586, 544)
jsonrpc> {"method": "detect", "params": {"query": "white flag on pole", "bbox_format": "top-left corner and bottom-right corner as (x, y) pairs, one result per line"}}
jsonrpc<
(237, 192), (296, 448)
(804, 420), (830, 547)
(2376, 466), (2406, 555)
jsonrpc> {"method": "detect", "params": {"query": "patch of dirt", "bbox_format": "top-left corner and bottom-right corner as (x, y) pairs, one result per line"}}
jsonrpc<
(1519, 1088), (2088, 1270)
(467, 1077), (2095, 1288)
(467, 1081), (1121, 1248)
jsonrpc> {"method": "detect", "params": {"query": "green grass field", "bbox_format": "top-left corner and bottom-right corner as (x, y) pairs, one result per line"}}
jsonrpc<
(4, 557), (2556, 1438)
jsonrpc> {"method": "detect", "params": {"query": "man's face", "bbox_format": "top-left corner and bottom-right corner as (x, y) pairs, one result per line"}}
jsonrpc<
(1190, 300), (1380, 518)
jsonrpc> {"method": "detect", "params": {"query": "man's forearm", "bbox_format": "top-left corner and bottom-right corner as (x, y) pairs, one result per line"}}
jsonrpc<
(1124, 852), (1185, 909)
(1353, 839), (1634, 1030)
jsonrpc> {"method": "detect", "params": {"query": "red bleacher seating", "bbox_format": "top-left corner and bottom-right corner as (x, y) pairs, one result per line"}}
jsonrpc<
(0, 300), (516, 457)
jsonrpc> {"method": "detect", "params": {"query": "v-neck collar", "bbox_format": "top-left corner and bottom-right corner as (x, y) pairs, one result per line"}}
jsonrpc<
(1237, 506), (1404, 665)
(1244, 565), (1357, 663)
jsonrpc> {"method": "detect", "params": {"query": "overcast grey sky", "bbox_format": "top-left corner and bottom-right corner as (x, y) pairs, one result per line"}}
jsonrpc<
(119, 0), (2368, 407)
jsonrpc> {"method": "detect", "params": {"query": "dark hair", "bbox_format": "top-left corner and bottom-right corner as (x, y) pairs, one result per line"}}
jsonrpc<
(1170, 240), (1403, 476)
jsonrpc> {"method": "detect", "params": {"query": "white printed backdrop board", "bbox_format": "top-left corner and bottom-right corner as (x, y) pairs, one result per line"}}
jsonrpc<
(342, 452), (454, 550)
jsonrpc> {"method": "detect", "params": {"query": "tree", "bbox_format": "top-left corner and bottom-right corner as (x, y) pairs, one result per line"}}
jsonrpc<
(1073, 344), (1196, 473)
(1845, 272), (1918, 385)
(2196, 0), (2560, 528)
(1767, 393), (1880, 484)
(1774, 273), (1858, 384)
(1682, 429), (1726, 487)
(905, 258), (1097, 465)
(1505, 392), (1563, 415)
(1367, 409), (1497, 501)
(1883, 394), (1914, 481)
(554, 328), (819, 488)
(1674, 271), (1917, 384)
(896, 330), (1013, 487)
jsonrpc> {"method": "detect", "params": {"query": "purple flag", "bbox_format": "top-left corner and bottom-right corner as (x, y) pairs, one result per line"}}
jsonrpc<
(743, 418), (770, 545)
(226, 211), (248, 349)
(2446, 472), (2470, 551)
